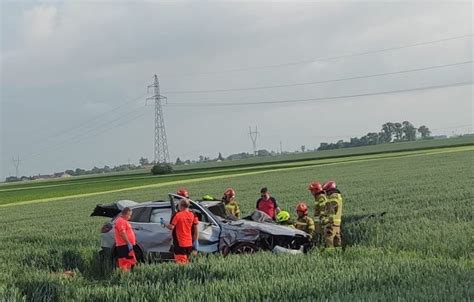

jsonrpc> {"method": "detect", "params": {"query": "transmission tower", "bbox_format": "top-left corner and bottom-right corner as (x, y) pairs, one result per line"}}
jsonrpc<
(12, 155), (20, 178)
(249, 126), (259, 156)
(147, 75), (170, 164)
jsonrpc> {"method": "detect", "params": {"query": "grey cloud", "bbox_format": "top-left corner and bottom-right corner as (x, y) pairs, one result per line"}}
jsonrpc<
(1, 1), (472, 179)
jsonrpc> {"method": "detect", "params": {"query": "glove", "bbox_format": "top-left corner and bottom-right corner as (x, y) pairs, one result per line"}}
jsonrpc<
(127, 243), (133, 252)
(192, 240), (199, 250)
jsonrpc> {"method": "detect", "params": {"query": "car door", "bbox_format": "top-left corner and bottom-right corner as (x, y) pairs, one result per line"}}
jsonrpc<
(190, 203), (221, 253)
(129, 206), (173, 253)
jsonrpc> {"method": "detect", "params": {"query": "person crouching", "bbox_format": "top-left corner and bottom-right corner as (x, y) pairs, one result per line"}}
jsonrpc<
(166, 198), (199, 264)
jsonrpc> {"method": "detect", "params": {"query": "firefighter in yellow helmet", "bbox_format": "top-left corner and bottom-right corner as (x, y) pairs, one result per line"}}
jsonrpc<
(275, 210), (293, 226)
(308, 181), (327, 246)
(322, 181), (343, 250)
(294, 202), (315, 239)
(222, 188), (241, 219)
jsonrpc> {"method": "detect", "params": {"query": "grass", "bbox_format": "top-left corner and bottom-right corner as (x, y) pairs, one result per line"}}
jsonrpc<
(0, 145), (472, 301)
(1, 143), (472, 206)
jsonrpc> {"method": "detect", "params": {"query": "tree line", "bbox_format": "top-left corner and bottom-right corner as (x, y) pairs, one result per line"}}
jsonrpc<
(318, 121), (431, 151)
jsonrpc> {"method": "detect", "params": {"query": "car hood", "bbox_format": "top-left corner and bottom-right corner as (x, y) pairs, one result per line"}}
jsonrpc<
(220, 219), (310, 238)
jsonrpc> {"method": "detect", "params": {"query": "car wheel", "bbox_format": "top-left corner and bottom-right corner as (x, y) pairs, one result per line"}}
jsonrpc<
(231, 242), (258, 254)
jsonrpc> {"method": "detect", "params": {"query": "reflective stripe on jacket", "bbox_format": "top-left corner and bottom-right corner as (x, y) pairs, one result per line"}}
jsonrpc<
(294, 216), (315, 238)
(225, 200), (241, 218)
(324, 192), (343, 225)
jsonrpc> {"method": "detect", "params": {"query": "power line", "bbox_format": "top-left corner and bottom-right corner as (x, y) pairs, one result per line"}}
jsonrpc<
(163, 61), (472, 94)
(165, 81), (473, 107)
(164, 34), (473, 78)
(26, 111), (149, 161)
(29, 92), (148, 147)
(23, 107), (148, 160)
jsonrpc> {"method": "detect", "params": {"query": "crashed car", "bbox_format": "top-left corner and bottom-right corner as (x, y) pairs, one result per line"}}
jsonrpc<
(90, 193), (311, 261)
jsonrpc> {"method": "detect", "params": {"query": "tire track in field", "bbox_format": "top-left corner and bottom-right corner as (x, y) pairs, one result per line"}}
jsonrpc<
(1, 146), (472, 207)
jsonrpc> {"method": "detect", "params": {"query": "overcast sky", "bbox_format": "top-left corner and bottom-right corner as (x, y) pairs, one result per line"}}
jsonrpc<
(1, 0), (472, 179)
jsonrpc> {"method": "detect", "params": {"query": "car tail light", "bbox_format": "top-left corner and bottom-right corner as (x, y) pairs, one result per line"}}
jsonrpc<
(101, 223), (113, 233)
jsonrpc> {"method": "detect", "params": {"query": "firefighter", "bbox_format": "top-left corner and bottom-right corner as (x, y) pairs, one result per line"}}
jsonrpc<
(294, 202), (316, 239)
(114, 207), (137, 272)
(176, 188), (189, 198)
(222, 188), (241, 219)
(276, 210), (293, 226)
(322, 181), (343, 250)
(308, 181), (327, 246)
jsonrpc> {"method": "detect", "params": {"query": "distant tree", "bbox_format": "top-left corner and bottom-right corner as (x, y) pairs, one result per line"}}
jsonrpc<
(301, 145), (306, 152)
(217, 152), (224, 161)
(381, 122), (394, 143)
(257, 149), (271, 156)
(65, 169), (75, 176)
(377, 132), (385, 144)
(367, 132), (379, 145)
(139, 157), (149, 166)
(393, 123), (403, 141)
(175, 157), (183, 165)
(151, 163), (173, 175)
(402, 121), (417, 141)
(418, 125), (431, 139)
(75, 168), (85, 175)
(184, 160), (191, 165)
(349, 137), (360, 147)
(6, 176), (19, 182)
(198, 155), (204, 162)
(318, 142), (329, 150)
(227, 152), (251, 160)
(103, 165), (111, 173)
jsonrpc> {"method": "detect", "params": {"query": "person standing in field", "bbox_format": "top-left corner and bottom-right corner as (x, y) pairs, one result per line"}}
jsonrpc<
(222, 188), (241, 219)
(114, 207), (137, 272)
(166, 198), (199, 264)
(308, 181), (328, 246)
(256, 187), (280, 220)
(294, 202), (316, 239)
(322, 181), (343, 250)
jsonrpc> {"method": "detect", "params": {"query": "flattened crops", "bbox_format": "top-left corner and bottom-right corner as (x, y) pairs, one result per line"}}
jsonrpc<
(0, 145), (472, 301)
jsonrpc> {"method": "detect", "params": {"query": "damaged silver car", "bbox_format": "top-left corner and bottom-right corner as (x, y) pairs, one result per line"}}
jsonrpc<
(90, 194), (311, 262)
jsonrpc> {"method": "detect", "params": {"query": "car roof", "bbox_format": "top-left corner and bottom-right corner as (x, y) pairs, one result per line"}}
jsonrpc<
(130, 200), (170, 208)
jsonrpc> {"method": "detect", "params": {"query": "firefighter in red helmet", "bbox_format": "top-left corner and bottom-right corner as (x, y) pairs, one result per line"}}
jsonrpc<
(322, 181), (343, 250)
(294, 202), (315, 239)
(222, 188), (241, 219)
(308, 181), (327, 246)
(176, 188), (189, 198)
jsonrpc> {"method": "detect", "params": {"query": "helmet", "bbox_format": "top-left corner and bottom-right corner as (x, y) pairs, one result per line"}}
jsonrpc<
(224, 188), (236, 198)
(276, 210), (290, 222)
(176, 188), (189, 198)
(322, 181), (336, 191)
(202, 194), (215, 201)
(308, 181), (323, 194)
(296, 202), (308, 215)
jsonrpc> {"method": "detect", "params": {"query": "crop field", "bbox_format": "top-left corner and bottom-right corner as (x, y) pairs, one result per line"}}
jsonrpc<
(0, 145), (473, 301)
(1, 141), (472, 207)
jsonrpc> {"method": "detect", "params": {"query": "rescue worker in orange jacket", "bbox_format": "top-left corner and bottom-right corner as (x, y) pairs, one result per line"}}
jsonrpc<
(166, 198), (199, 264)
(322, 181), (343, 250)
(308, 181), (327, 246)
(114, 207), (137, 272)
(222, 188), (241, 219)
(294, 202), (316, 239)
